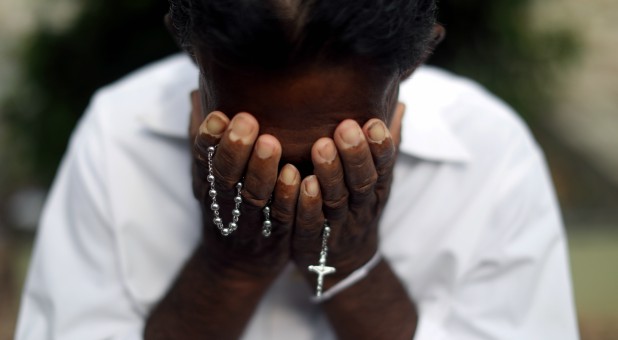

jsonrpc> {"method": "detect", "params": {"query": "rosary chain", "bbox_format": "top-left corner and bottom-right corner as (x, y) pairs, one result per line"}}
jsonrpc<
(262, 203), (272, 237)
(207, 145), (243, 236)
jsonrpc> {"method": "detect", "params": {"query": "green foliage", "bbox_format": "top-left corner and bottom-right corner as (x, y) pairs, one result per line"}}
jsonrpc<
(1, 0), (579, 189)
(430, 0), (579, 121)
(2, 0), (177, 188)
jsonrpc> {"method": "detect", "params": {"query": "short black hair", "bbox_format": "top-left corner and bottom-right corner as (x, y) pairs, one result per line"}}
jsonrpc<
(169, 0), (437, 75)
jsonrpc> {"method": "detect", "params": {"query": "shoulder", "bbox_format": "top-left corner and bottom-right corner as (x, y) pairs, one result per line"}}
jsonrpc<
(87, 54), (198, 139)
(67, 54), (202, 311)
(400, 65), (541, 167)
(93, 53), (197, 111)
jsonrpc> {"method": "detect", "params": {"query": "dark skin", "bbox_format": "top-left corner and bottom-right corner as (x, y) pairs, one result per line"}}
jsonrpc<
(145, 16), (445, 340)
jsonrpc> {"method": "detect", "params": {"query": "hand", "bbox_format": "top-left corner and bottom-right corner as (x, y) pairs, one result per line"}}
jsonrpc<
(291, 103), (405, 288)
(189, 91), (301, 279)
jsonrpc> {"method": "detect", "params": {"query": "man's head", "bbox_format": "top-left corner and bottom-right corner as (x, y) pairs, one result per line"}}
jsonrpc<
(168, 0), (441, 173)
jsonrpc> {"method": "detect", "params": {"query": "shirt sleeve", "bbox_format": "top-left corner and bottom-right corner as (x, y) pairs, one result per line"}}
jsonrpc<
(15, 97), (145, 340)
(414, 135), (579, 340)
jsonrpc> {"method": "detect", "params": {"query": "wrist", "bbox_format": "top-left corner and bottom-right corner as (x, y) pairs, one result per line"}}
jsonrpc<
(196, 243), (282, 290)
(320, 259), (418, 339)
(145, 242), (277, 339)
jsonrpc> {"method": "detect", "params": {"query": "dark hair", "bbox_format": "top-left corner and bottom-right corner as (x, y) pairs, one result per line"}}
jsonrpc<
(169, 0), (437, 75)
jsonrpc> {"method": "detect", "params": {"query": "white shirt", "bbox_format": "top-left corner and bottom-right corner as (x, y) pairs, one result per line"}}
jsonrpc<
(16, 54), (579, 340)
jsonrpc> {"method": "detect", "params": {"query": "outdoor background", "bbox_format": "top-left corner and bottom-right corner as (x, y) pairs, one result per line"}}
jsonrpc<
(1, 0), (617, 338)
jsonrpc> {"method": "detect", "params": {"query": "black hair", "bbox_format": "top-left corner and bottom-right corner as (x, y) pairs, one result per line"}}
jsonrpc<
(169, 0), (437, 76)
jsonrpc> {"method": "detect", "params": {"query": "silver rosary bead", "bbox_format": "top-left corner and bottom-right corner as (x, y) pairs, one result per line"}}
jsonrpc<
(262, 204), (272, 237)
(206, 145), (243, 236)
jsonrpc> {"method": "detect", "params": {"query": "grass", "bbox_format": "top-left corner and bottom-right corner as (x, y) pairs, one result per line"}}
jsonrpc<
(568, 226), (618, 339)
(569, 228), (618, 316)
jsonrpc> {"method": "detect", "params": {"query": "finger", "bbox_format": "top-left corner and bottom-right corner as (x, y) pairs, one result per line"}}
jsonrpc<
(311, 137), (348, 243)
(293, 176), (325, 255)
(389, 102), (405, 149)
(270, 164), (301, 239)
(194, 110), (230, 149)
(191, 91), (230, 198)
(192, 110), (230, 181)
(333, 120), (378, 208)
(212, 112), (259, 191)
(189, 90), (202, 142)
(242, 134), (282, 209)
(363, 119), (396, 187)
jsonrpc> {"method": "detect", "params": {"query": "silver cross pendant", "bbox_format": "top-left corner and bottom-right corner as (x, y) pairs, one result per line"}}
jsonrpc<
(308, 262), (336, 297)
(308, 221), (336, 297)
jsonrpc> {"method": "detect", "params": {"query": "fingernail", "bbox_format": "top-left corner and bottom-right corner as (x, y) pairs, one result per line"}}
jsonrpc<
(256, 138), (274, 159)
(340, 121), (362, 148)
(280, 164), (298, 185)
(304, 176), (319, 197)
(367, 121), (387, 143)
(317, 140), (336, 164)
(201, 112), (226, 136)
(229, 114), (254, 143)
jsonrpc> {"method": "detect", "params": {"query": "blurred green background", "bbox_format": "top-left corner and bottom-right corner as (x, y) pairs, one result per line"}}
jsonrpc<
(1, 0), (617, 338)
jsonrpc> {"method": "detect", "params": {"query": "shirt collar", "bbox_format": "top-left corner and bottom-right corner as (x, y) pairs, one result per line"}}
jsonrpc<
(138, 56), (470, 164)
(396, 66), (472, 163)
(136, 55), (198, 140)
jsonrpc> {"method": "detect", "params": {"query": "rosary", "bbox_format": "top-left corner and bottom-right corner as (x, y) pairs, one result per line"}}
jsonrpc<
(207, 145), (336, 297)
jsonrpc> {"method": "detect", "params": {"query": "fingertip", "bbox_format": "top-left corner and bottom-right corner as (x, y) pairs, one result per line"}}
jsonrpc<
(255, 134), (281, 160)
(228, 112), (259, 144)
(280, 164), (300, 186)
(302, 175), (320, 198)
(233, 112), (259, 126)
(364, 119), (390, 144)
(199, 111), (229, 138)
(335, 119), (364, 149)
(261, 134), (282, 150)
(312, 137), (337, 165)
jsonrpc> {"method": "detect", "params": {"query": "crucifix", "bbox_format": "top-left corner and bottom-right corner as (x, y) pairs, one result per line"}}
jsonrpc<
(308, 221), (336, 297)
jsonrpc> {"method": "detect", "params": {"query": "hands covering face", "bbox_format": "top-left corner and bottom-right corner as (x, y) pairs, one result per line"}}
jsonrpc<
(189, 90), (405, 287)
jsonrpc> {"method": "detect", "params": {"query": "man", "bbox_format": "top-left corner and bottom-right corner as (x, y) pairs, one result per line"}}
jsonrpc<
(16, 0), (578, 339)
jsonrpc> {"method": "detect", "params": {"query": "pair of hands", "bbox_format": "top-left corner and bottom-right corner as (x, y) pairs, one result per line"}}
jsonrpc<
(189, 91), (405, 289)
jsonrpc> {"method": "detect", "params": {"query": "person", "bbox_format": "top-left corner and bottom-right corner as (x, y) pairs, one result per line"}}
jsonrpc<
(16, 0), (579, 339)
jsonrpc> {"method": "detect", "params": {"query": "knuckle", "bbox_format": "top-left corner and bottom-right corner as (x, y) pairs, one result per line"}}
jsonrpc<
(271, 207), (295, 225)
(240, 188), (269, 208)
(294, 226), (321, 241)
(295, 215), (313, 228)
(376, 173), (394, 191)
(323, 205), (347, 221)
(324, 192), (349, 211)
(192, 137), (208, 155)
(375, 152), (396, 178)
(350, 172), (377, 196)
(296, 212), (320, 229)
(376, 165), (393, 180)
(192, 146), (210, 175)
(271, 200), (295, 224)
(212, 159), (241, 190)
